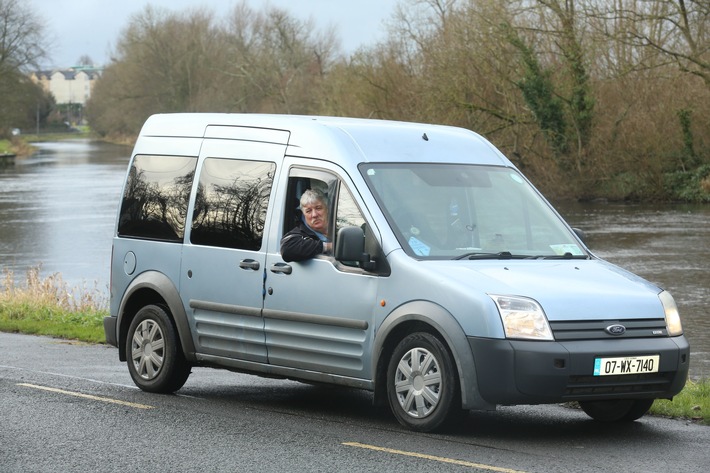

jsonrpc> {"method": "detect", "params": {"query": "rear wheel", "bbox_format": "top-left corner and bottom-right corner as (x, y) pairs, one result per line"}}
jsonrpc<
(579, 399), (654, 422)
(126, 304), (190, 393)
(386, 332), (461, 432)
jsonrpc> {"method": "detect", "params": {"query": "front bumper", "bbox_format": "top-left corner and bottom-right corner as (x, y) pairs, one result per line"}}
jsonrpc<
(469, 336), (690, 405)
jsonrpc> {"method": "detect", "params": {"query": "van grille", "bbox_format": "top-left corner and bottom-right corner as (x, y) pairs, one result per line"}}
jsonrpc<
(564, 372), (673, 397)
(550, 319), (667, 341)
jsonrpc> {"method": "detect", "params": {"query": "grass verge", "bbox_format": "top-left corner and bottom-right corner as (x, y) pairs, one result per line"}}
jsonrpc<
(1, 130), (94, 158)
(25, 130), (93, 143)
(651, 379), (709, 425)
(1, 138), (12, 154)
(0, 267), (107, 344)
(0, 267), (707, 425)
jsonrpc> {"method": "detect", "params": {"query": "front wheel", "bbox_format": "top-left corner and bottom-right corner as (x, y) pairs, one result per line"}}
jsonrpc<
(386, 332), (461, 432)
(579, 399), (654, 422)
(126, 304), (191, 393)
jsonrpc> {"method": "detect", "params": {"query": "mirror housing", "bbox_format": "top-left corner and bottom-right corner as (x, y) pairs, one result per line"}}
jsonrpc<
(336, 226), (376, 271)
(572, 227), (586, 244)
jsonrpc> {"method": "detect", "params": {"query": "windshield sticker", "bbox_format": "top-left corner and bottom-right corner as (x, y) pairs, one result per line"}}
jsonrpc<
(367, 168), (376, 176)
(550, 244), (584, 256)
(408, 236), (431, 256)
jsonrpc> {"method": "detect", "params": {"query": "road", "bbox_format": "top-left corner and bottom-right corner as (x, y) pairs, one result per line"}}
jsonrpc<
(1, 332), (707, 473)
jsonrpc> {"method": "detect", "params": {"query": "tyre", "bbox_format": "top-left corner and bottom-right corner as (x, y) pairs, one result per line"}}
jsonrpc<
(126, 304), (191, 393)
(579, 399), (654, 422)
(386, 332), (461, 432)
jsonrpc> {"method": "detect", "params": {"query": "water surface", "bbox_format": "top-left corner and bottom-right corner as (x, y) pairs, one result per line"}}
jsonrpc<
(0, 140), (130, 293)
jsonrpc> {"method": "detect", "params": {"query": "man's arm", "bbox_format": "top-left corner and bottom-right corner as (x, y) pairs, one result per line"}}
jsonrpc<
(280, 232), (324, 262)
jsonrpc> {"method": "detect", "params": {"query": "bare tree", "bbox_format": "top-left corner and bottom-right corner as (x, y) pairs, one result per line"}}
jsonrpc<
(88, 6), (227, 136)
(88, 2), (340, 136)
(0, 0), (47, 74)
(77, 55), (95, 67)
(530, 0), (595, 172)
(0, 0), (49, 136)
(591, 0), (710, 87)
(221, 1), (339, 114)
(83, 0), (709, 201)
(583, 0), (710, 181)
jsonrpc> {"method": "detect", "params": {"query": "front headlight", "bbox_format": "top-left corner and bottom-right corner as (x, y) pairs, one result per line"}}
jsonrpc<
(659, 290), (683, 336)
(490, 294), (554, 341)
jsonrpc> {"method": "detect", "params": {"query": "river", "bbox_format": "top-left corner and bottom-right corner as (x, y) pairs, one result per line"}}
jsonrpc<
(0, 140), (707, 377)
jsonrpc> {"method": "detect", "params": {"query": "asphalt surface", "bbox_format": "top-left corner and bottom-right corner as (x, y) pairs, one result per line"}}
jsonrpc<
(1, 332), (708, 472)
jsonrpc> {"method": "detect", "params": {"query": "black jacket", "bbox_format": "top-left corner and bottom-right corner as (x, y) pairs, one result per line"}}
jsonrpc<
(280, 222), (326, 262)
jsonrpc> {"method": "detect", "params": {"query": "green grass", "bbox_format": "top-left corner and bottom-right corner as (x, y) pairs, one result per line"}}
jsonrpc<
(0, 266), (107, 344)
(0, 139), (12, 154)
(0, 266), (707, 425)
(1, 136), (36, 157)
(0, 304), (106, 343)
(651, 379), (709, 425)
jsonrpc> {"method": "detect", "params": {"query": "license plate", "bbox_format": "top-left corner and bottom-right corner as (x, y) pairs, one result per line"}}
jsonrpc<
(593, 355), (660, 376)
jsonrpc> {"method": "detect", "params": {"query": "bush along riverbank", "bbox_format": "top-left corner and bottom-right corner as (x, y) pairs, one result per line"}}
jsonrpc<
(1, 137), (38, 158)
(0, 267), (706, 425)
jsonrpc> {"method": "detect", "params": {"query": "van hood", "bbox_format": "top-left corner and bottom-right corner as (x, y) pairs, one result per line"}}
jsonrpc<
(427, 259), (664, 321)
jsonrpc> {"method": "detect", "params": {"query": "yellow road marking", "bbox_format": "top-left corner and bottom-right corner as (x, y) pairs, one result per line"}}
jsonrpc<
(343, 442), (528, 473)
(17, 383), (154, 410)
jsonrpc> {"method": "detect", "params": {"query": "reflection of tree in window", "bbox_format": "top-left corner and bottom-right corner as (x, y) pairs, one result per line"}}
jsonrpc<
(191, 159), (276, 250)
(118, 155), (197, 241)
(335, 184), (368, 268)
(336, 185), (365, 232)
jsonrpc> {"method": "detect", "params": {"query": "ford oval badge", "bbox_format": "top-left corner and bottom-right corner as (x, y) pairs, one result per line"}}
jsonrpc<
(605, 324), (626, 336)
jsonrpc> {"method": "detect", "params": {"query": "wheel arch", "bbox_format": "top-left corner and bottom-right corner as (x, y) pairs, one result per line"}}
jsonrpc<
(372, 300), (494, 411)
(117, 271), (195, 362)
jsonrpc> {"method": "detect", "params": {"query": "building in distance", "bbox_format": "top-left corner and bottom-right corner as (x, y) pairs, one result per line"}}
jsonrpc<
(30, 66), (103, 106)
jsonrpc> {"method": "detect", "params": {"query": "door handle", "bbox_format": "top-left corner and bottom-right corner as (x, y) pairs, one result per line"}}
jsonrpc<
(239, 259), (260, 271)
(270, 263), (292, 275)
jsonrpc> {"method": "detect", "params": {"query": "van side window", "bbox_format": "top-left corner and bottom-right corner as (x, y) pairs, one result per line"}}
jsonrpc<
(335, 185), (365, 232)
(190, 158), (276, 250)
(283, 168), (385, 272)
(334, 181), (391, 275)
(117, 154), (197, 242)
(334, 184), (369, 268)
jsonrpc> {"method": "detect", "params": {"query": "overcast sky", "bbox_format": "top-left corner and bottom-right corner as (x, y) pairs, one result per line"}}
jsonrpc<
(30, 0), (402, 68)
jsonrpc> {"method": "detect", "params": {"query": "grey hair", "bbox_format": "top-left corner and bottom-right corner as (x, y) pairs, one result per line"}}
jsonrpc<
(300, 188), (327, 208)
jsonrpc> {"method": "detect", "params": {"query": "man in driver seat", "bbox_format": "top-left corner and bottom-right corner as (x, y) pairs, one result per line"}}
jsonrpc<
(280, 188), (332, 261)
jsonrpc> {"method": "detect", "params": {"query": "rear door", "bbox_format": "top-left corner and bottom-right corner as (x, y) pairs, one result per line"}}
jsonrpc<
(180, 126), (287, 362)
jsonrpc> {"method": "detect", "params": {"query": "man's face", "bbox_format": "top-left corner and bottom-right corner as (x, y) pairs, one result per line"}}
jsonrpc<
(302, 200), (328, 234)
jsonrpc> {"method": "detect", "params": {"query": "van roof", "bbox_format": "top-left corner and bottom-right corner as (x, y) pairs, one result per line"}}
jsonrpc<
(139, 113), (513, 167)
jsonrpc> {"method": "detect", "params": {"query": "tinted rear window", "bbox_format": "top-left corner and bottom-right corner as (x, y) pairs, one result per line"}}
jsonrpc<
(190, 158), (276, 250)
(117, 154), (197, 242)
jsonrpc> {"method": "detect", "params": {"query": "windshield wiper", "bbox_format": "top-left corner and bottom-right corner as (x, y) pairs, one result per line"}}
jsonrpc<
(536, 253), (589, 260)
(455, 251), (518, 260)
(454, 251), (590, 260)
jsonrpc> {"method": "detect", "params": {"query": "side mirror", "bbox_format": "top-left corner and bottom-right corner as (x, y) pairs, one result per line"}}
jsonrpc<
(335, 226), (376, 271)
(572, 227), (586, 244)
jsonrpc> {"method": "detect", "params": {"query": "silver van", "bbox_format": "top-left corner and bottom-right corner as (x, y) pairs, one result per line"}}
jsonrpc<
(104, 113), (689, 432)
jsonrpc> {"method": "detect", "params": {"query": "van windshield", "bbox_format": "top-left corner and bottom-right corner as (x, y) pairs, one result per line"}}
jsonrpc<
(360, 163), (587, 260)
